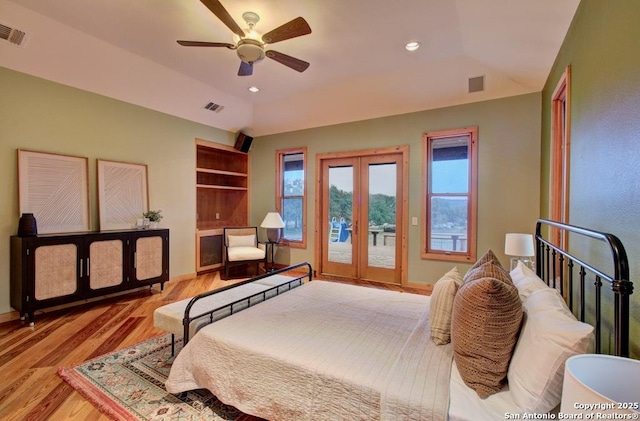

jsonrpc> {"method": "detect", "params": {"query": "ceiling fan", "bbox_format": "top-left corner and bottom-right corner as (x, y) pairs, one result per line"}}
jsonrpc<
(177, 0), (312, 76)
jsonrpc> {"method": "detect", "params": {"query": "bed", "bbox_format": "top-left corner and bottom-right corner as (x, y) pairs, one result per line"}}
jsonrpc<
(165, 219), (634, 420)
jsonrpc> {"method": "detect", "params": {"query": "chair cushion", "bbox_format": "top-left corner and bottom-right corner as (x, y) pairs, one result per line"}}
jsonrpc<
(228, 234), (256, 247)
(228, 246), (265, 261)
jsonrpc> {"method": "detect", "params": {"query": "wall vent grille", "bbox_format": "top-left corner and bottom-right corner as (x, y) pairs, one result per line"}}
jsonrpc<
(203, 102), (222, 112)
(468, 75), (484, 93)
(0, 23), (28, 46)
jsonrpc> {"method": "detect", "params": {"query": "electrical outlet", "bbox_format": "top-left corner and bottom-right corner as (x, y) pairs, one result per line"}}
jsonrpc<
(215, 212), (220, 220)
(412, 217), (418, 226)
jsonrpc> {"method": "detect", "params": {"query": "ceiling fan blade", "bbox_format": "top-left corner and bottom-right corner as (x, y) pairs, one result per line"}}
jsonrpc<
(238, 61), (253, 76)
(200, 0), (245, 38)
(262, 17), (311, 44)
(177, 40), (236, 49)
(266, 50), (310, 73)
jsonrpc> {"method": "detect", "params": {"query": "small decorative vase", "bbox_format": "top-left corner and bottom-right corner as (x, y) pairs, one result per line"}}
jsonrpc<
(18, 213), (38, 237)
(149, 222), (158, 229)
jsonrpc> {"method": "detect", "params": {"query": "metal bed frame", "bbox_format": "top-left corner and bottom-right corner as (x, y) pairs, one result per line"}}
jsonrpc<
(535, 219), (633, 357)
(182, 261), (312, 346)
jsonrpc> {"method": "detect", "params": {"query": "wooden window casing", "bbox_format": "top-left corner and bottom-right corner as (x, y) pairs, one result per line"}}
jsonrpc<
(421, 127), (478, 263)
(550, 66), (571, 248)
(276, 148), (307, 249)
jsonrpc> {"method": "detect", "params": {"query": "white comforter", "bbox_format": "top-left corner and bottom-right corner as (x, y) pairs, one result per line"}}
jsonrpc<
(165, 281), (453, 421)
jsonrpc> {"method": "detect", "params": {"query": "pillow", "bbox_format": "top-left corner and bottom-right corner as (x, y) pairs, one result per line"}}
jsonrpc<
(227, 234), (256, 248)
(429, 267), (463, 345)
(510, 260), (548, 300)
(508, 288), (594, 413)
(467, 249), (502, 272)
(463, 249), (512, 285)
(451, 275), (523, 398)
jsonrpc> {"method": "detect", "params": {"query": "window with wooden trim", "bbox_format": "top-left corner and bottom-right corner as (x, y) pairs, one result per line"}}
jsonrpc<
(422, 127), (478, 262)
(276, 148), (307, 248)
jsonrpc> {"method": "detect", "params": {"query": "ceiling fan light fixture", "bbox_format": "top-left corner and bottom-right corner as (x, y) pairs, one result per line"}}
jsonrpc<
(405, 41), (421, 52)
(236, 38), (265, 63)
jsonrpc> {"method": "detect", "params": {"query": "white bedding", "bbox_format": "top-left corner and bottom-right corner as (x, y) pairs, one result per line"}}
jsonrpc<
(166, 280), (453, 420)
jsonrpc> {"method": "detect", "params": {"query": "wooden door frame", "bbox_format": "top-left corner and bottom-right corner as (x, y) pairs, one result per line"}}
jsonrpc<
(314, 145), (409, 285)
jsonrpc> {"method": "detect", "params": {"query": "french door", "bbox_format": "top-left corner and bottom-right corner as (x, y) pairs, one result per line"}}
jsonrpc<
(318, 149), (406, 284)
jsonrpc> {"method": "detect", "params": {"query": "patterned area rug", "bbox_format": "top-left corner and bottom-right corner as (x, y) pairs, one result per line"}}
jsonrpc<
(58, 334), (246, 421)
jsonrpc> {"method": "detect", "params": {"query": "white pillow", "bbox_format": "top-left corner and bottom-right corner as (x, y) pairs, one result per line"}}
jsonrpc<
(510, 261), (548, 300)
(227, 234), (256, 248)
(508, 287), (594, 413)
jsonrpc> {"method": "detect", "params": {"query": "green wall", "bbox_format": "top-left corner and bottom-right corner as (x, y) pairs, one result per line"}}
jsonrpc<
(0, 66), (233, 315)
(250, 93), (542, 284)
(541, 0), (640, 358)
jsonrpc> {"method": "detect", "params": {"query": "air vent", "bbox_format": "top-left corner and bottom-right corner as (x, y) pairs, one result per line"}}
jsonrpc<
(0, 23), (28, 46)
(203, 102), (222, 112)
(468, 75), (484, 93)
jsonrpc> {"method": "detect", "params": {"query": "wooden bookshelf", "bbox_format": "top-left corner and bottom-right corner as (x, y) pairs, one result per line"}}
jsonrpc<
(195, 139), (249, 272)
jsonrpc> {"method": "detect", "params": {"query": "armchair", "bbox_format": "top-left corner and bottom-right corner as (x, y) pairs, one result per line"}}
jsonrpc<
(223, 227), (266, 279)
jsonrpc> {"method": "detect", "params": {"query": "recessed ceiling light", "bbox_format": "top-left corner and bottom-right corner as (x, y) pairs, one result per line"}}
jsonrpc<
(248, 86), (260, 93)
(405, 41), (421, 52)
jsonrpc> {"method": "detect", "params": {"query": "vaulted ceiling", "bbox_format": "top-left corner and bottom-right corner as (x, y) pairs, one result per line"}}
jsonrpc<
(1, 0), (580, 136)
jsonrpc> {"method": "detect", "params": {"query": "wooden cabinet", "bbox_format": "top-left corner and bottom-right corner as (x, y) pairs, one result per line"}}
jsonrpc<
(10, 229), (169, 324)
(196, 139), (248, 272)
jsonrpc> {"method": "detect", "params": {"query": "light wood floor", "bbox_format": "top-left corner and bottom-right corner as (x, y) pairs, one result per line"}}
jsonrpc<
(0, 270), (428, 421)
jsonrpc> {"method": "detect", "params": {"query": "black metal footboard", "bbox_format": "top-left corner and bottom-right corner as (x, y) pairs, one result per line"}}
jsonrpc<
(535, 219), (633, 357)
(182, 262), (313, 346)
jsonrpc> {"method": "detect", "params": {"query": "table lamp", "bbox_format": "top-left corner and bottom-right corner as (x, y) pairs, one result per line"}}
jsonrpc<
(561, 354), (640, 416)
(261, 212), (285, 243)
(504, 233), (534, 270)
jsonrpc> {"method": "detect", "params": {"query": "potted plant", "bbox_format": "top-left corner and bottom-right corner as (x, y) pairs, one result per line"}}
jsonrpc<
(143, 210), (163, 229)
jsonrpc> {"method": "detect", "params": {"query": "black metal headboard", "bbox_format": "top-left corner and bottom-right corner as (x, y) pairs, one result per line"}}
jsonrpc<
(535, 219), (633, 357)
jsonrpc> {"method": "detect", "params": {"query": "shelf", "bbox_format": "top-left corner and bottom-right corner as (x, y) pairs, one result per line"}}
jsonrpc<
(196, 168), (248, 178)
(196, 184), (248, 191)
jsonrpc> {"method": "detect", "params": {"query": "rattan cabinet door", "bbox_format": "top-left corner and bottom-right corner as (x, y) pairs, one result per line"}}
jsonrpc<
(86, 235), (126, 293)
(131, 230), (169, 286)
(34, 243), (79, 301)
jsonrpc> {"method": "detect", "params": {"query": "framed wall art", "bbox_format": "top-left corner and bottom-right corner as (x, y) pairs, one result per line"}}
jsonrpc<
(97, 159), (149, 231)
(18, 149), (90, 234)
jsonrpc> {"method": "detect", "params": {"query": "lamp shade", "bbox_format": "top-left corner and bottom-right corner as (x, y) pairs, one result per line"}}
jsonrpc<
(561, 354), (640, 416)
(260, 212), (285, 228)
(504, 233), (534, 257)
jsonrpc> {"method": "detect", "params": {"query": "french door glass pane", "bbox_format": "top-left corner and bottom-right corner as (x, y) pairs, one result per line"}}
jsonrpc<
(430, 196), (468, 252)
(328, 166), (353, 264)
(368, 163), (396, 269)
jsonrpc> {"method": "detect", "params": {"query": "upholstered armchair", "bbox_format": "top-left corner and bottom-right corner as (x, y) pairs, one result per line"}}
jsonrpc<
(223, 227), (266, 279)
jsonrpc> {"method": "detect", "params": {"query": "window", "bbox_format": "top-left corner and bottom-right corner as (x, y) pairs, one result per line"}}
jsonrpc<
(276, 148), (307, 248)
(422, 127), (478, 262)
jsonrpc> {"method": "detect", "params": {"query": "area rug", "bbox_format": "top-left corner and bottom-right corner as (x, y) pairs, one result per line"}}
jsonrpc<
(58, 334), (246, 421)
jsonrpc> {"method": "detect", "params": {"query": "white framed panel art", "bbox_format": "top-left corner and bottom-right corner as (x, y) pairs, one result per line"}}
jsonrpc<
(18, 149), (90, 234)
(98, 160), (149, 231)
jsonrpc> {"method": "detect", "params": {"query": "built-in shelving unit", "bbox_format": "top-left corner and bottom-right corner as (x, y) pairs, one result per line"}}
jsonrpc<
(196, 138), (249, 272)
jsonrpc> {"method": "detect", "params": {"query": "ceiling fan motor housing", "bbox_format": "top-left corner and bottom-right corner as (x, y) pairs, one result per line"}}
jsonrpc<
(236, 38), (264, 63)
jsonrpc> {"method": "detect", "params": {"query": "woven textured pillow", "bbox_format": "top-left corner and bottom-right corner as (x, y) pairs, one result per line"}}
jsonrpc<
(451, 275), (523, 398)
(429, 267), (463, 345)
(467, 249), (501, 271)
(464, 249), (513, 285)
